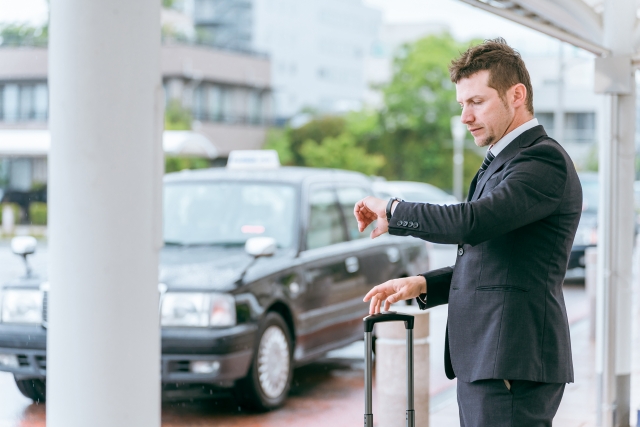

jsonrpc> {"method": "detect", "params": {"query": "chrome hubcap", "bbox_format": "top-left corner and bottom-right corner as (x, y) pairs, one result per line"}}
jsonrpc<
(257, 325), (290, 399)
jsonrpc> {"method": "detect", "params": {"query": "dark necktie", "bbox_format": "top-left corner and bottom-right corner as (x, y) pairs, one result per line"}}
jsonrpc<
(477, 150), (495, 182)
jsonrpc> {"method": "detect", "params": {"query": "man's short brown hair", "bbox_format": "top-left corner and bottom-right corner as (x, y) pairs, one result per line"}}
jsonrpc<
(449, 38), (534, 114)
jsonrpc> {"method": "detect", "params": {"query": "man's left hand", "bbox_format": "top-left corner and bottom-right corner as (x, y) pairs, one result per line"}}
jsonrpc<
(354, 196), (389, 239)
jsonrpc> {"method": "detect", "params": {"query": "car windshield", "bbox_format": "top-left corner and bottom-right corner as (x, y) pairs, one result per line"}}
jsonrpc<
(164, 181), (297, 248)
(580, 176), (598, 214)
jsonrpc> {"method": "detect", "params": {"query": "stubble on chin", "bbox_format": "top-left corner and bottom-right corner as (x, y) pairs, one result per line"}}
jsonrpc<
(474, 134), (495, 148)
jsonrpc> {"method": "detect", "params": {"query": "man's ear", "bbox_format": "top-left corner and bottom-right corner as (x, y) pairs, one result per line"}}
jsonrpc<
(512, 83), (527, 108)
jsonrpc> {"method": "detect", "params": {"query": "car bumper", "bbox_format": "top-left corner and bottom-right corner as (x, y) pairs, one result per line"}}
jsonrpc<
(0, 323), (258, 384)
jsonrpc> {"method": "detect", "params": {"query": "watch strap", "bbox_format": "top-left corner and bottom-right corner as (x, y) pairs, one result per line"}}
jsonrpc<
(386, 197), (402, 221)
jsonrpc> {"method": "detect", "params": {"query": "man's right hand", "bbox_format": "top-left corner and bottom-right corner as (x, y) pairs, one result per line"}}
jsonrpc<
(363, 276), (427, 314)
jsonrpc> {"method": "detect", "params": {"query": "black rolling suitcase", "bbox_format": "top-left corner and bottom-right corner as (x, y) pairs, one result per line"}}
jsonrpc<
(363, 312), (415, 427)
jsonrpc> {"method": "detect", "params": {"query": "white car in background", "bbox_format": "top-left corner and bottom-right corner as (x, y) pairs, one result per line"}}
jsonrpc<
(372, 180), (459, 205)
(372, 180), (459, 274)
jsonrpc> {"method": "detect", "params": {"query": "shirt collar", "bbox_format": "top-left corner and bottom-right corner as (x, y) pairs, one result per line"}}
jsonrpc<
(489, 118), (538, 156)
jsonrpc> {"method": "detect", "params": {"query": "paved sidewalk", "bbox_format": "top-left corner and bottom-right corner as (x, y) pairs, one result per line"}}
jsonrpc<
(431, 285), (640, 427)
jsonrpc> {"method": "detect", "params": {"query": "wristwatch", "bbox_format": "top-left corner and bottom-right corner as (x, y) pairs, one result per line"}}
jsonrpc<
(386, 197), (403, 221)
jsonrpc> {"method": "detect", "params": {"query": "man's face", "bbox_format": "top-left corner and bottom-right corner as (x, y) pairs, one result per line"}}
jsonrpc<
(456, 70), (514, 148)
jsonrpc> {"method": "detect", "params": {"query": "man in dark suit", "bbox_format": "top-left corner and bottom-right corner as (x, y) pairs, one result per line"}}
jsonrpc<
(354, 38), (581, 426)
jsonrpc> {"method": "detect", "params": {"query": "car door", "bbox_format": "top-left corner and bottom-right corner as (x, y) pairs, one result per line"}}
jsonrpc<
(335, 185), (402, 320)
(295, 184), (366, 359)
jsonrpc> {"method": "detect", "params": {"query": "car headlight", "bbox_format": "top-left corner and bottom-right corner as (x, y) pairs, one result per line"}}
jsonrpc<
(160, 292), (236, 327)
(1, 289), (43, 324)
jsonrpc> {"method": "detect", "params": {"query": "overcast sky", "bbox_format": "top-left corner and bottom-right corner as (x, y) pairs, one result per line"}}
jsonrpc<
(363, 0), (562, 55)
(0, 0), (564, 55)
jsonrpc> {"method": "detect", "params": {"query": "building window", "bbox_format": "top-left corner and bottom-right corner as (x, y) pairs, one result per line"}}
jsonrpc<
(0, 83), (48, 122)
(565, 112), (595, 143)
(537, 112), (554, 134)
(208, 85), (222, 121)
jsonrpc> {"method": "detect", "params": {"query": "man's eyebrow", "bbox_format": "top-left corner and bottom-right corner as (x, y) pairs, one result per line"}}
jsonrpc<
(459, 95), (484, 103)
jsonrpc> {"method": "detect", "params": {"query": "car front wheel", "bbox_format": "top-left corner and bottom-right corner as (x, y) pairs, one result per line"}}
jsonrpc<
(236, 312), (293, 411)
(14, 378), (46, 403)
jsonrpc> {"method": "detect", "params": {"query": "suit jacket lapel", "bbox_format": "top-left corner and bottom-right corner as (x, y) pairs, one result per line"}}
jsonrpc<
(471, 125), (547, 201)
(467, 171), (479, 202)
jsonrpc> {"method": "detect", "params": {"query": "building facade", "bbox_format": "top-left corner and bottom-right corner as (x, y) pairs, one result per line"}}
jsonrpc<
(191, 0), (381, 121)
(0, 43), (272, 198)
(523, 44), (601, 170)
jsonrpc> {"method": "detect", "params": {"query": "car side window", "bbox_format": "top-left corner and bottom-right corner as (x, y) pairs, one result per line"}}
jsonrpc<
(336, 186), (373, 240)
(306, 187), (347, 250)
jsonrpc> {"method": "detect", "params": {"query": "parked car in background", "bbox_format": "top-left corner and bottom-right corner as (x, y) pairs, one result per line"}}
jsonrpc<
(567, 172), (598, 273)
(372, 180), (458, 204)
(0, 152), (429, 410)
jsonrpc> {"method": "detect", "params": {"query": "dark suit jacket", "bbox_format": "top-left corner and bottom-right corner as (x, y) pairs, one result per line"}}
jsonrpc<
(389, 126), (580, 384)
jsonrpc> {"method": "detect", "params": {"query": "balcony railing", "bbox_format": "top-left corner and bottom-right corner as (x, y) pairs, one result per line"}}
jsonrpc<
(192, 111), (273, 126)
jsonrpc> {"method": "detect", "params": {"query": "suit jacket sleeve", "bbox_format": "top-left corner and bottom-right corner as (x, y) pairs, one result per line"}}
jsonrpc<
(389, 143), (567, 246)
(416, 266), (453, 309)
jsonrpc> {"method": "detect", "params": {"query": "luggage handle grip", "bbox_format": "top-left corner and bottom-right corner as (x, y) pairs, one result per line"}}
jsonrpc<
(363, 311), (414, 333)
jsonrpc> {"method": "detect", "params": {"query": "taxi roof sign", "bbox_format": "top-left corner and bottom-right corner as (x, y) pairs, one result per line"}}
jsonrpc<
(227, 150), (281, 170)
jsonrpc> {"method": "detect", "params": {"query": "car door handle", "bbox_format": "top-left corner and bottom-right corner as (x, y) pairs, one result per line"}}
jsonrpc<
(345, 256), (359, 273)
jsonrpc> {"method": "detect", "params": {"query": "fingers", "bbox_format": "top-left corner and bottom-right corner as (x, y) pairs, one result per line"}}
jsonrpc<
(365, 278), (419, 314)
(354, 200), (376, 232)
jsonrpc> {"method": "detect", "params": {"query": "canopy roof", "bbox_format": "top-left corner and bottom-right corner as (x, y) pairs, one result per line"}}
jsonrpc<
(0, 130), (219, 159)
(459, 0), (640, 57)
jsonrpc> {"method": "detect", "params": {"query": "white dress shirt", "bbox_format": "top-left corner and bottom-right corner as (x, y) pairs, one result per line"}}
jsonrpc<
(489, 118), (539, 156)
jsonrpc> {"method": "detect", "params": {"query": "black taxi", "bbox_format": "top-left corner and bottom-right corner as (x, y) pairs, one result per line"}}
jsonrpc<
(0, 152), (429, 410)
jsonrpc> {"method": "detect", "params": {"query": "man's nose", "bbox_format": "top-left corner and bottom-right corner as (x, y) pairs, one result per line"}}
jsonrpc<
(460, 108), (473, 125)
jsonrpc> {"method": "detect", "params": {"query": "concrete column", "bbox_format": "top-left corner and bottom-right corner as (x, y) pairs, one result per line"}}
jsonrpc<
(48, 0), (163, 426)
(375, 306), (429, 427)
(595, 1), (636, 425)
(585, 246), (597, 341)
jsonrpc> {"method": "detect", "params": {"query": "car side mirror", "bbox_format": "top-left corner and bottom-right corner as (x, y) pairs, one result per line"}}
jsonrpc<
(11, 236), (37, 256)
(11, 236), (37, 277)
(245, 237), (276, 258)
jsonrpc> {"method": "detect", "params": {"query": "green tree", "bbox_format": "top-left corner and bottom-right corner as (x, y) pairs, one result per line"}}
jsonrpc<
(165, 156), (210, 173)
(0, 23), (48, 47)
(300, 133), (385, 175)
(288, 116), (346, 165)
(263, 128), (294, 165)
(164, 99), (192, 130)
(368, 33), (483, 192)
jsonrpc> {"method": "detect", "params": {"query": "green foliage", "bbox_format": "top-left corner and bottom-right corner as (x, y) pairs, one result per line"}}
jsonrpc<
(0, 23), (48, 47)
(165, 156), (210, 173)
(288, 116), (346, 165)
(300, 133), (385, 176)
(165, 99), (192, 130)
(29, 202), (47, 226)
(583, 144), (598, 172)
(368, 33), (484, 191)
(261, 33), (486, 195)
(263, 128), (294, 165)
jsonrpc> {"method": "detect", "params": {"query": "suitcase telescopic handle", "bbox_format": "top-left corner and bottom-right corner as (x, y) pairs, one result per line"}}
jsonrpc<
(363, 311), (415, 332)
(363, 311), (415, 427)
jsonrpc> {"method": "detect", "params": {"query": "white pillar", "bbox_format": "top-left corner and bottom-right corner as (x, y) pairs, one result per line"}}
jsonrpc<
(595, 1), (636, 425)
(47, 0), (163, 426)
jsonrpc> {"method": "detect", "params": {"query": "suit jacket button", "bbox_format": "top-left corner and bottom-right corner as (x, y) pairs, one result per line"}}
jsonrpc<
(408, 221), (414, 227)
(402, 221), (408, 226)
(413, 223), (419, 228)
(397, 220), (403, 226)
(458, 248), (464, 256)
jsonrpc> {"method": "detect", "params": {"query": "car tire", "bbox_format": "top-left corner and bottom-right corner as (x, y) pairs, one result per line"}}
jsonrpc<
(235, 312), (293, 411)
(14, 378), (46, 403)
